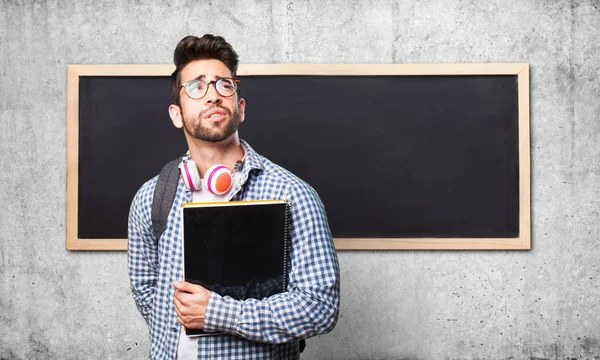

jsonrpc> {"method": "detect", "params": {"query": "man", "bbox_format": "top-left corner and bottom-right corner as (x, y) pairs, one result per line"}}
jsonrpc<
(128, 34), (340, 359)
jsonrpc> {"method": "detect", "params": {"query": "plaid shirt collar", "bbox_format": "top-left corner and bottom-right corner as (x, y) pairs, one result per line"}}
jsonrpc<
(180, 138), (263, 197)
(234, 139), (264, 184)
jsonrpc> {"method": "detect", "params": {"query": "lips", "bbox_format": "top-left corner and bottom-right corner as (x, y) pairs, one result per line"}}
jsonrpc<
(203, 108), (227, 121)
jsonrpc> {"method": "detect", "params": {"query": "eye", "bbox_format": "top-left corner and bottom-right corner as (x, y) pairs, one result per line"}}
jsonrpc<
(186, 80), (206, 97)
(219, 79), (235, 90)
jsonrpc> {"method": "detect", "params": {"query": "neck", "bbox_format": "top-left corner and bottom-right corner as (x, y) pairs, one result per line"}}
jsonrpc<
(185, 133), (244, 178)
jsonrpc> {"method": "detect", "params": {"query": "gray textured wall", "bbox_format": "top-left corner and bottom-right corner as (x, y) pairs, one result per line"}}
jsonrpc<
(1, 0), (599, 359)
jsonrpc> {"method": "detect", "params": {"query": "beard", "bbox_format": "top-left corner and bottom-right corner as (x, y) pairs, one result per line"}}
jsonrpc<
(182, 104), (242, 142)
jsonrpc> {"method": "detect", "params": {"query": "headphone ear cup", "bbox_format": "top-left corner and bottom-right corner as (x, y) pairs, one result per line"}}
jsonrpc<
(205, 164), (232, 196)
(180, 159), (202, 191)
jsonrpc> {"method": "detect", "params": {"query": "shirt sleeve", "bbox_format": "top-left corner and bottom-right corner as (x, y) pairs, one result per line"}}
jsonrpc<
(127, 183), (159, 326)
(203, 181), (340, 343)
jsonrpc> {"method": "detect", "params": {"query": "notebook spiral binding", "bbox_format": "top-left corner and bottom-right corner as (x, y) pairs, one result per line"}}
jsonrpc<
(283, 201), (291, 292)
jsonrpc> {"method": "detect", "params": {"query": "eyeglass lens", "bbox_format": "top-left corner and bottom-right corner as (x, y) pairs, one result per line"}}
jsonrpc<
(185, 78), (237, 99)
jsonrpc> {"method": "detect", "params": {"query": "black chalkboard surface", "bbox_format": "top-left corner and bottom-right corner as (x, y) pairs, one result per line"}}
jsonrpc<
(67, 64), (530, 250)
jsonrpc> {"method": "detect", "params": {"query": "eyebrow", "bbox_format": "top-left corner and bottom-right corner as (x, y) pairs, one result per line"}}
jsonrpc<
(190, 75), (226, 82)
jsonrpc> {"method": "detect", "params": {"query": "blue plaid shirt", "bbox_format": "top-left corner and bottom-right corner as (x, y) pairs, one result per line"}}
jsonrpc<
(128, 140), (340, 359)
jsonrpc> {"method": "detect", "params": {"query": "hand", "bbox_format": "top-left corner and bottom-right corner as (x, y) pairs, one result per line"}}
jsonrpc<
(173, 281), (211, 330)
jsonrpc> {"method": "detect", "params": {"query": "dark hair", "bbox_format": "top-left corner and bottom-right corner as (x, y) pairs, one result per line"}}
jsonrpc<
(171, 34), (239, 105)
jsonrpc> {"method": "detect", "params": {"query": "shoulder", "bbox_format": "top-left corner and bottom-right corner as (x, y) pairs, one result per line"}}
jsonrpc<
(129, 175), (158, 218)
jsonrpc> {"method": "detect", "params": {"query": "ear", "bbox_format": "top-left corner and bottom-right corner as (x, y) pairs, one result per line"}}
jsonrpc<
(238, 97), (246, 123)
(169, 104), (183, 128)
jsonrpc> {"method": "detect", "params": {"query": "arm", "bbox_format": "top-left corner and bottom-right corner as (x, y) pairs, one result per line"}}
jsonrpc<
(203, 182), (340, 343)
(127, 187), (159, 326)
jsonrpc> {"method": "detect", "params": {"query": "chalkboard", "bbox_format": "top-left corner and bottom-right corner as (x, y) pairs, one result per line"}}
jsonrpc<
(66, 64), (530, 250)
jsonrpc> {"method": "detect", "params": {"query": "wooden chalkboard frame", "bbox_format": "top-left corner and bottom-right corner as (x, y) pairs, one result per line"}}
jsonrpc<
(66, 63), (530, 251)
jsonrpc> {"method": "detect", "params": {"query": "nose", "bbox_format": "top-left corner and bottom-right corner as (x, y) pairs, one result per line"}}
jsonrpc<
(204, 82), (222, 104)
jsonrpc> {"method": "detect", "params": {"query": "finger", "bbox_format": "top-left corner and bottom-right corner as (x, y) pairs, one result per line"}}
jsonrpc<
(174, 296), (194, 318)
(173, 290), (187, 305)
(175, 290), (195, 307)
(176, 316), (185, 327)
(173, 280), (204, 294)
(175, 309), (187, 324)
(174, 304), (192, 325)
(173, 297), (184, 316)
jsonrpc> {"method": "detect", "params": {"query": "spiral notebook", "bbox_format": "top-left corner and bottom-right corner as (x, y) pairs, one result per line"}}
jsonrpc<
(181, 200), (290, 336)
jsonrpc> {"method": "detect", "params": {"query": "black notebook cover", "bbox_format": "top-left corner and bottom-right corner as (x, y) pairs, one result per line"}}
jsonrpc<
(181, 200), (290, 336)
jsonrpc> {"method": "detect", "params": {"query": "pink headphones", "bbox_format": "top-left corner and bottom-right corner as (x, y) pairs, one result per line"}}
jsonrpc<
(179, 156), (232, 195)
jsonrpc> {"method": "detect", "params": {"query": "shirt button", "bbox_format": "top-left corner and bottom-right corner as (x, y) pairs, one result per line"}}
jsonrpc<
(171, 327), (177, 332)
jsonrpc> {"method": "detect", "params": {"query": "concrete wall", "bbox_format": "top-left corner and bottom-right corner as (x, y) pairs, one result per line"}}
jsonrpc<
(1, 0), (599, 359)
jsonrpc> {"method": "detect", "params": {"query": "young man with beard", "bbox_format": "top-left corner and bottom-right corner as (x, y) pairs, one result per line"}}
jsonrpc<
(127, 34), (340, 359)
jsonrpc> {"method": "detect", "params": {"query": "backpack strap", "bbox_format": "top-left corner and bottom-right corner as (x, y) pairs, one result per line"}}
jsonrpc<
(151, 157), (183, 241)
(299, 339), (306, 353)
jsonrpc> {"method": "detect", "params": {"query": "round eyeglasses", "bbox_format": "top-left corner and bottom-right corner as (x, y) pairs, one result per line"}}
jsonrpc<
(181, 77), (240, 100)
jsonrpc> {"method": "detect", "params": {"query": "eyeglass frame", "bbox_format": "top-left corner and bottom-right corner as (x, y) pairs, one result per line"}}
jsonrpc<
(180, 77), (241, 100)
